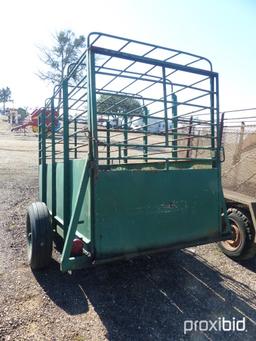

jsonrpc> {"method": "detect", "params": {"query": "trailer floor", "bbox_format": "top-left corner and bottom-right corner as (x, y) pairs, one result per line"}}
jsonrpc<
(0, 117), (256, 341)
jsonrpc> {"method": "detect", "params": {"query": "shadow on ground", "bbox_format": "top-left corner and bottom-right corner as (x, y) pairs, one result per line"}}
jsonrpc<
(34, 250), (256, 341)
(242, 257), (256, 272)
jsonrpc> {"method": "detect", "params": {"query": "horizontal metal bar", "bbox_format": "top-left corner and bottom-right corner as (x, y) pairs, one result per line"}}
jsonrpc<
(221, 107), (256, 114)
(98, 156), (215, 161)
(92, 46), (217, 77)
(106, 116), (215, 141)
(96, 68), (165, 86)
(69, 143), (89, 152)
(224, 116), (256, 121)
(96, 45), (160, 93)
(98, 142), (215, 151)
(69, 128), (88, 138)
(88, 32), (212, 70)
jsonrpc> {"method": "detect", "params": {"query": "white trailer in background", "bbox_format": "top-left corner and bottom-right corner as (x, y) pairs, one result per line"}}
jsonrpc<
(131, 117), (172, 133)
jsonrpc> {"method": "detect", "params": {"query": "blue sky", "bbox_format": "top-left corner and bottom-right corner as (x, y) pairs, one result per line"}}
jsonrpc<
(0, 0), (255, 112)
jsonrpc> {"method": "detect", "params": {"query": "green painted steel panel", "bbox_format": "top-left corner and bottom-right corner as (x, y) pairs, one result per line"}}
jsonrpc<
(40, 163), (52, 212)
(70, 159), (91, 241)
(44, 160), (91, 242)
(94, 169), (221, 258)
(56, 163), (64, 222)
(46, 164), (52, 212)
(39, 165), (42, 202)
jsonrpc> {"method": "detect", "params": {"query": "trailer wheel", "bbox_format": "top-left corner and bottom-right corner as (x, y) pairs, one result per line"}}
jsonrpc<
(218, 208), (256, 261)
(26, 202), (53, 270)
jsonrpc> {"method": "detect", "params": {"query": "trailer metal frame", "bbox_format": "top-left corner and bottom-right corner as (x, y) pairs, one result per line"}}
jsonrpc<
(38, 33), (230, 271)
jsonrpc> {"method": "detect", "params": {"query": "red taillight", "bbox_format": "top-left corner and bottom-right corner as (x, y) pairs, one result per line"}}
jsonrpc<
(71, 238), (83, 256)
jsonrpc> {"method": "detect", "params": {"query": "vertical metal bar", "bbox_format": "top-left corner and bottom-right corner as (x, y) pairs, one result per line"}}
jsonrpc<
(215, 74), (220, 164)
(219, 111), (225, 163)
(88, 50), (98, 163)
(143, 107), (148, 162)
(214, 73), (230, 236)
(186, 116), (193, 158)
(38, 111), (42, 166)
(106, 121), (110, 165)
(118, 145), (121, 164)
(38, 110), (42, 202)
(162, 67), (169, 146)
(172, 93), (178, 158)
(74, 118), (77, 159)
(63, 80), (70, 237)
(210, 76), (215, 156)
(41, 108), (47, 203)
(220, 112), (225, 145)
(87, 48), (97, 259)
(51, 98), (56, 223)
(195, 130), (200, 158)
(124, 114), (128, 163)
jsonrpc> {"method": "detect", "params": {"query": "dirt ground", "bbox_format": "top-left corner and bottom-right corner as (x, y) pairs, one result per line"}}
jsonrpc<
(0, 116), (256, 341)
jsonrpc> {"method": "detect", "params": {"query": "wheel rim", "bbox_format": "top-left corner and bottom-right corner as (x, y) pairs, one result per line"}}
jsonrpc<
(221, 222), (242, 251)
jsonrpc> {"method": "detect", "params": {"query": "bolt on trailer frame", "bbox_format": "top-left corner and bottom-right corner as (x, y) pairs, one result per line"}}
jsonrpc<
(38, 32), (231, 272)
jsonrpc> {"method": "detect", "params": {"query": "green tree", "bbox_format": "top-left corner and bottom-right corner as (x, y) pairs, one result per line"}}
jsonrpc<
(37, 30), (86, 85)
(97, 94), (142, 125)
(0, 87), (12, 114)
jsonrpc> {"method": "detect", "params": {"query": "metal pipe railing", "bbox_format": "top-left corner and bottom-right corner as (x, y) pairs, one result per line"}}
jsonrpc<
(40, 32), (219, 168)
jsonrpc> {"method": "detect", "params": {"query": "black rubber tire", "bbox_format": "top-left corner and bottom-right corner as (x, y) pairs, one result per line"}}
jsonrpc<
(218, 208), (256, 261)
(26, 202), (53, 270)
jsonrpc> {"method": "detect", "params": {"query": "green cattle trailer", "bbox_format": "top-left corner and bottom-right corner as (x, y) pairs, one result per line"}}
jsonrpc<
(26, 32), (232, 272)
